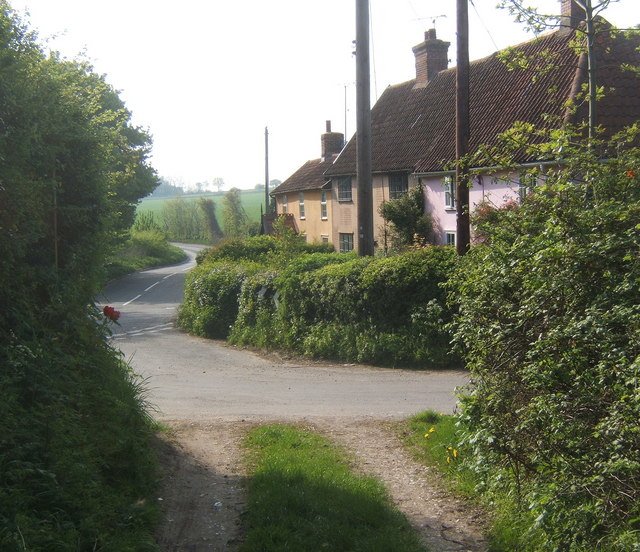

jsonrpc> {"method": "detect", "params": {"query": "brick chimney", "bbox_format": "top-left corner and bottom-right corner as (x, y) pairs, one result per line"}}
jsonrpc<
(560, 0), (585, 34)
(412, 29), (450, 87)
(321, 120), (344, 160)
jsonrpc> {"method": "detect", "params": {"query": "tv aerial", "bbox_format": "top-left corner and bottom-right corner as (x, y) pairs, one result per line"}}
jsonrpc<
(413, 14), (447, 30)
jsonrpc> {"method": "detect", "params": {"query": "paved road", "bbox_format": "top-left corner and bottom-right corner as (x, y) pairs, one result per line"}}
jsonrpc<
(100, 244), (469, 422)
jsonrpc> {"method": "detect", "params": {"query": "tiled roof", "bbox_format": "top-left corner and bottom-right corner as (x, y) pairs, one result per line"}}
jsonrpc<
(326, 22), (640, 176)
(271, 155), (337, 195)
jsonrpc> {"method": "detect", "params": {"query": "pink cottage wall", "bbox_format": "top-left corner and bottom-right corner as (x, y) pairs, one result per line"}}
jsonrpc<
(421, 172), (522, 245)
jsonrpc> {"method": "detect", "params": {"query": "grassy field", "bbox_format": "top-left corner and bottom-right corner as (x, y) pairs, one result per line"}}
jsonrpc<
(137, 190), (265, 224)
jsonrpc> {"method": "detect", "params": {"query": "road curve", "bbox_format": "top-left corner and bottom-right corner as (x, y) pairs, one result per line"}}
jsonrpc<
(100, 244), (469, 422)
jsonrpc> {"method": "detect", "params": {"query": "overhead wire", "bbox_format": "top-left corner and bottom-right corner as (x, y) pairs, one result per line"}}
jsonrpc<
(370, 0), (379, 101)
(469, 0), (501, 52)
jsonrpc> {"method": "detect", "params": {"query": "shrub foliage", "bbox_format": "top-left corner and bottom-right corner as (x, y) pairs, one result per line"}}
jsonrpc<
(450, 126), (640, 551)
(0, 4), (159, 549)
(181, 234), (458, 367)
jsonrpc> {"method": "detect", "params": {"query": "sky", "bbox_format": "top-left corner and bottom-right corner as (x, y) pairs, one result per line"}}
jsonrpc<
(7, 0), (640, 191)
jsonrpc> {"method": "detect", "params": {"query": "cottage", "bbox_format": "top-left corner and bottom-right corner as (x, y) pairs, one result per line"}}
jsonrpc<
(323, 0), (640, 249)
(270, 121), (343, 245)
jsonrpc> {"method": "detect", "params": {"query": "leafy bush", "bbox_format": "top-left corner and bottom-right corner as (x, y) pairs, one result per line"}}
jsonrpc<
(379, 183), (434, 250)
(197, 235), (279, 264)
(450, 127), (640, 551)
(161, 197), (211, 242)
(0, 6), (159, 549)
(196, 234), (334, 266)
(228, 247), (458, 367)
(105, 229), (186, 279)
(230, 270), (281, 348)
(178, 260), (263, 338)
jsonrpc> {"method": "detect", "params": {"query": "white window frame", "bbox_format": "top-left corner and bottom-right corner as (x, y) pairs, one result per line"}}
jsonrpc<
(298, 192), (305, 219)
(282, 194), (288, 214)
(337, 177), (353, 202)
(444, 175), (455, 210)
(445, 231), (456, 246)
(321, 234), (329, 243)
(320, 190), (328, 220)
(339, 233), (354, 253)
(389, 173), (408, 200)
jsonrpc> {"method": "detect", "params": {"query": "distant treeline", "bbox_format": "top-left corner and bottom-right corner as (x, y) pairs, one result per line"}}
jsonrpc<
(137, 189), (263, 243)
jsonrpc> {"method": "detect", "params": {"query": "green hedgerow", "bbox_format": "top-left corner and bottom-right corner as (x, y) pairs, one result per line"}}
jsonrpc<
(449, 126), (640, 551)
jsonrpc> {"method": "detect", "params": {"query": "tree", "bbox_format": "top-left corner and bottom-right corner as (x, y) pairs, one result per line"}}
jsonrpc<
(0, 4), (159, 548)
(221, 188), (249, 238)
(212, 176), (225, 193)
(498, 0), (625, 140)
(149, 177), (184, 198)
(198, 198), (223, 241)
(379, 184), (433, 252)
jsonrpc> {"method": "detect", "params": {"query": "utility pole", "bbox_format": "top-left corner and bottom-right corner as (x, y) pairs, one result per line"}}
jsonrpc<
(356, 0), (374, 256)
(581, 0), (597, 142)
(455, 0), (471, 255)
(264, 126), (270, 215)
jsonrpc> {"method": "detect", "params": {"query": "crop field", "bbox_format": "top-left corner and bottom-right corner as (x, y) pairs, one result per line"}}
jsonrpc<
(137, 190), (265, 224)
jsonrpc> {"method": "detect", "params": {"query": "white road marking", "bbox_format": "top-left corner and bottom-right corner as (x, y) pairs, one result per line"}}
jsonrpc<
(123, 294), (142, 306)
(123, 270), (184, 305)
(111, 322), (174, 339)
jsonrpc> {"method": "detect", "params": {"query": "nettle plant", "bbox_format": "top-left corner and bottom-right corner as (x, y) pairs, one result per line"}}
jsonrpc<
(450, 124), (640, 550)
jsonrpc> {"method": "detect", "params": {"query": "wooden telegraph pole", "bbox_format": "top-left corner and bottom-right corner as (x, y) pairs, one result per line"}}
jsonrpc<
(456, 0), (471, 255)
(356, 0), (374, 256)
(264, 126), (270, 214)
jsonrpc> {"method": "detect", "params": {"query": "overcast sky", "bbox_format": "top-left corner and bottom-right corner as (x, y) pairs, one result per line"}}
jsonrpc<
(8, 0), (640, 190)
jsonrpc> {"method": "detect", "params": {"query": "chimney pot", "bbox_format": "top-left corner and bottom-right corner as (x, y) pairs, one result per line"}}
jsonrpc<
(412, 28), (450, 87)
(321, 121), (344, 159)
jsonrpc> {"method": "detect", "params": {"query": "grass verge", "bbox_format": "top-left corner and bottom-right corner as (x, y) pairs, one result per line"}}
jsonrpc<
(399, 411), (475, 494)
(241, 424), (427, 552)
(400, 411), (540, 552)
(105, 229), (187, 280)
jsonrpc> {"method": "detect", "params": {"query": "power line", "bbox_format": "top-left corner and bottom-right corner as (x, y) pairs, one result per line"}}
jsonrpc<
(469, 0), (500, 52)
(370, 0), (379, 100)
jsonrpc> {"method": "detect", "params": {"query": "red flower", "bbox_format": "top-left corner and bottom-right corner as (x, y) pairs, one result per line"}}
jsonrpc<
(626, 169), (636, 178)
(103, 305), (121, 322)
